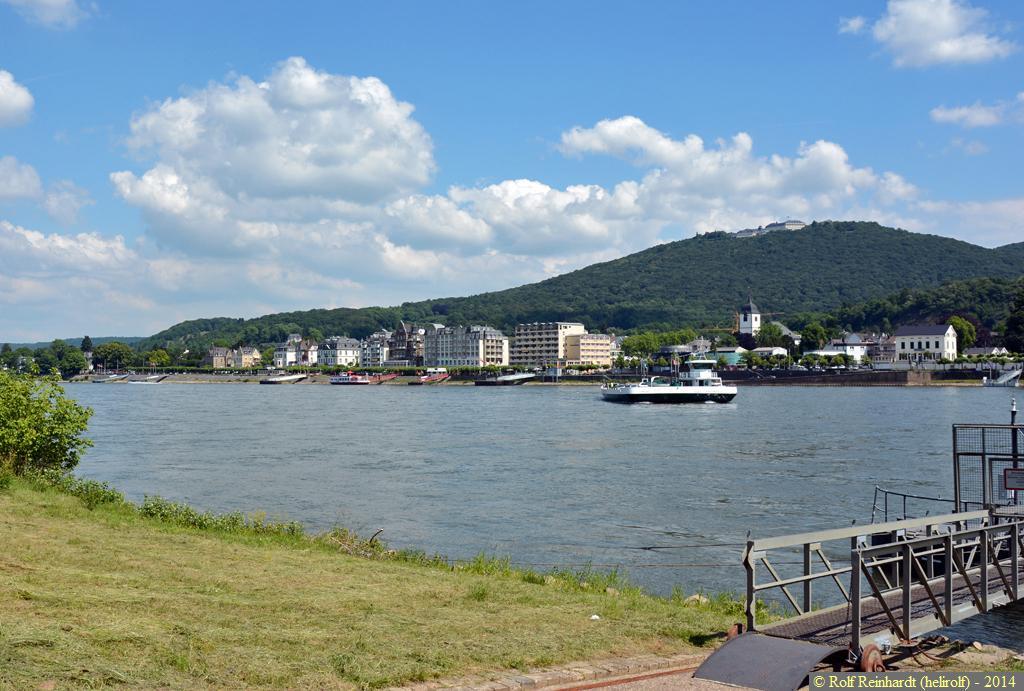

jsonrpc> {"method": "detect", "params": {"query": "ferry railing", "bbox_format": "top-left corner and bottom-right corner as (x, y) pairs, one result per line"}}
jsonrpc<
(870, 485), (961, 523)
(743, 510), (990, 632)
(850, 514), (1024, 650)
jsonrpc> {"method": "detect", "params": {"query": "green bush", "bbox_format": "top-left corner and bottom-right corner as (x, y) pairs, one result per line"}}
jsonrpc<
(0, 369), (93, 474)
(36, 470), (127, 509)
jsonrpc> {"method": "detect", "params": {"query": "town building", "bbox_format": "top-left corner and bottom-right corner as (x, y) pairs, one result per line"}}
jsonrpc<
(318, 337), (361, 367)
(869, 335), (897, 363)
(203, 347), (231, 369)
(893, 324), (958, 362)
(752, 346), (788, 358)
(511, 322), (586, 366)
(273, 334), (318, 368)
(565, 333), (613, 367)
(231, 346), (262, 368)
(827, 333), (870, 364)
(424, 325), (509, 367)
(739, 298), (762, 336)
(385, 322), (427, 367)
(204, 346), (261, 369)
(710, 346), (747, 367)
(360, 330), (391, 368)
(964, 346), (1010, 357)
(610, 336), (624, 363)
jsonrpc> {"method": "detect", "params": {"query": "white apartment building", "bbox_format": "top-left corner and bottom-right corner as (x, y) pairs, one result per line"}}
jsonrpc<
(360, 330), (391, 368)
(565, 333), (613, 367)
(828, 333), (869, 364)
(273, 334), (318, 368)
(511, 322), (586, 366)
(318, 337), (361, 367)
(424, 325), (509, 367)
(893, 324), (958, 362)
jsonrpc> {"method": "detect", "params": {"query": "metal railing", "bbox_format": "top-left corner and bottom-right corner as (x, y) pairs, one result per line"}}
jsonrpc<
(743, 510), (990, 632)
(849, 516), (1023, 649)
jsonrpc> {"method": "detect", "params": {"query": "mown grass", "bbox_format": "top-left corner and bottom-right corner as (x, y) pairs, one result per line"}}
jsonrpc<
(0, 475), (754, 690)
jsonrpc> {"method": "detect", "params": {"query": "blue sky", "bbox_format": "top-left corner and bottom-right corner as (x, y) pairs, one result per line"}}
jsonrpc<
(1, 0), (1022, 341)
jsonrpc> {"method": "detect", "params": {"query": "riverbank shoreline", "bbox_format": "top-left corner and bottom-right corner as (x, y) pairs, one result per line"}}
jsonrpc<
(72, 372), (1003, 387)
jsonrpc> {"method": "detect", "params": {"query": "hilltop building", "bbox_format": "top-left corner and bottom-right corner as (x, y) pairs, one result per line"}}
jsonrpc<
(732, 219), (807, 238)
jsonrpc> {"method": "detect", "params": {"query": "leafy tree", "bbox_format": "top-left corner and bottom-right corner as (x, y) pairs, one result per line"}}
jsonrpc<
(1, 343), (10, 354)
(262, 346), (276, 365)
(0, 369), (93, 474)
(146, 349), (171, 367)
(307, 327), (325, 343)
(755, 322), (788, 348)
(33, 348), (58, 373)
(715, 333), (738, 347)
(92, 342), (136, 370)
(1005, 288), (1024, 354)
(800, 322), (828, 352)
(80, 335), (93, 352)
(716, 356), (729, 369)
(57, 349), (88, 379)
(948, 316), (976, 352)
(614, 354), (626, 369)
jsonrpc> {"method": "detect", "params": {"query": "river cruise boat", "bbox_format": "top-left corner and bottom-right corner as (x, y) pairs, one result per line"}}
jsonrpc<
(600, 357), (737, 403)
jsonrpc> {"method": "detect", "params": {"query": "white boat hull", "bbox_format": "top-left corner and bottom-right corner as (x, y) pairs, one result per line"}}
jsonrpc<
(600, 384), (737, 404)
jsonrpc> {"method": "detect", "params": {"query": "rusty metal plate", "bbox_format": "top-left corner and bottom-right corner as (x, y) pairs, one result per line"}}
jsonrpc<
(693, 632), (845, 691)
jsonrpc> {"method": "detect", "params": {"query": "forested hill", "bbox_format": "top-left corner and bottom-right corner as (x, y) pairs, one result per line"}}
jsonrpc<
(818, 275), (1024, 333)
(140, 221), (1024, 350)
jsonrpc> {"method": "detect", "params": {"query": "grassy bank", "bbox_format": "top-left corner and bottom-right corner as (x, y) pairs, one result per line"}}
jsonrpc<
(0, 476), (745, 690)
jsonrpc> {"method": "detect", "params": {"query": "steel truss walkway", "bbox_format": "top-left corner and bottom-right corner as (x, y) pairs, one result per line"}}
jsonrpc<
(742, 510), (1024, 649)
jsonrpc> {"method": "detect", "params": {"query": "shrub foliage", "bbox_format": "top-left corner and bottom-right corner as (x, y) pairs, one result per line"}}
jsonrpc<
(0, 369), (93, 474)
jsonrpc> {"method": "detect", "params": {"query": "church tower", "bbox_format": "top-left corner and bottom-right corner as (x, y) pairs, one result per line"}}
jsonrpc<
(739, 297), (761, 336)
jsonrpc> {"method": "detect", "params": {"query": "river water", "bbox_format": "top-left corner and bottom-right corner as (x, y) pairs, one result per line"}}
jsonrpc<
(67, 383), (1023, 649)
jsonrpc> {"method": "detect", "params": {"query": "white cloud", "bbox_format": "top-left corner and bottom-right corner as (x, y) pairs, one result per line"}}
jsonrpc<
(4, 58), (1020, 340)
(931, 102), (1003, 127)
(930, 92), (1024, 128)
(867, 0), (1017, 67)
(838, 16), (866, 34)
(950, 137), (989, 155)
(1, 0), (92, 29)
(0, 156), (42, 200)
(0, 70), (34, 126)
(43, 180), (93, 225)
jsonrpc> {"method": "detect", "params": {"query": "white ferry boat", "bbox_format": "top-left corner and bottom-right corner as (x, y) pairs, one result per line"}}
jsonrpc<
(600, 357), (737, 404)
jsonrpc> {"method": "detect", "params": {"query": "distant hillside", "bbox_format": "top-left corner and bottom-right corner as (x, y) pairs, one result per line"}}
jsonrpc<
(140, 221), (1024, 350)
(4, 336), (146, 350)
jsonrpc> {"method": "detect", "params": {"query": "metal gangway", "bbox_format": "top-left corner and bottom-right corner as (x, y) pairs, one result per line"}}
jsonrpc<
(984, 369), (1022, 387)
(696, 411), (1024, 690)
